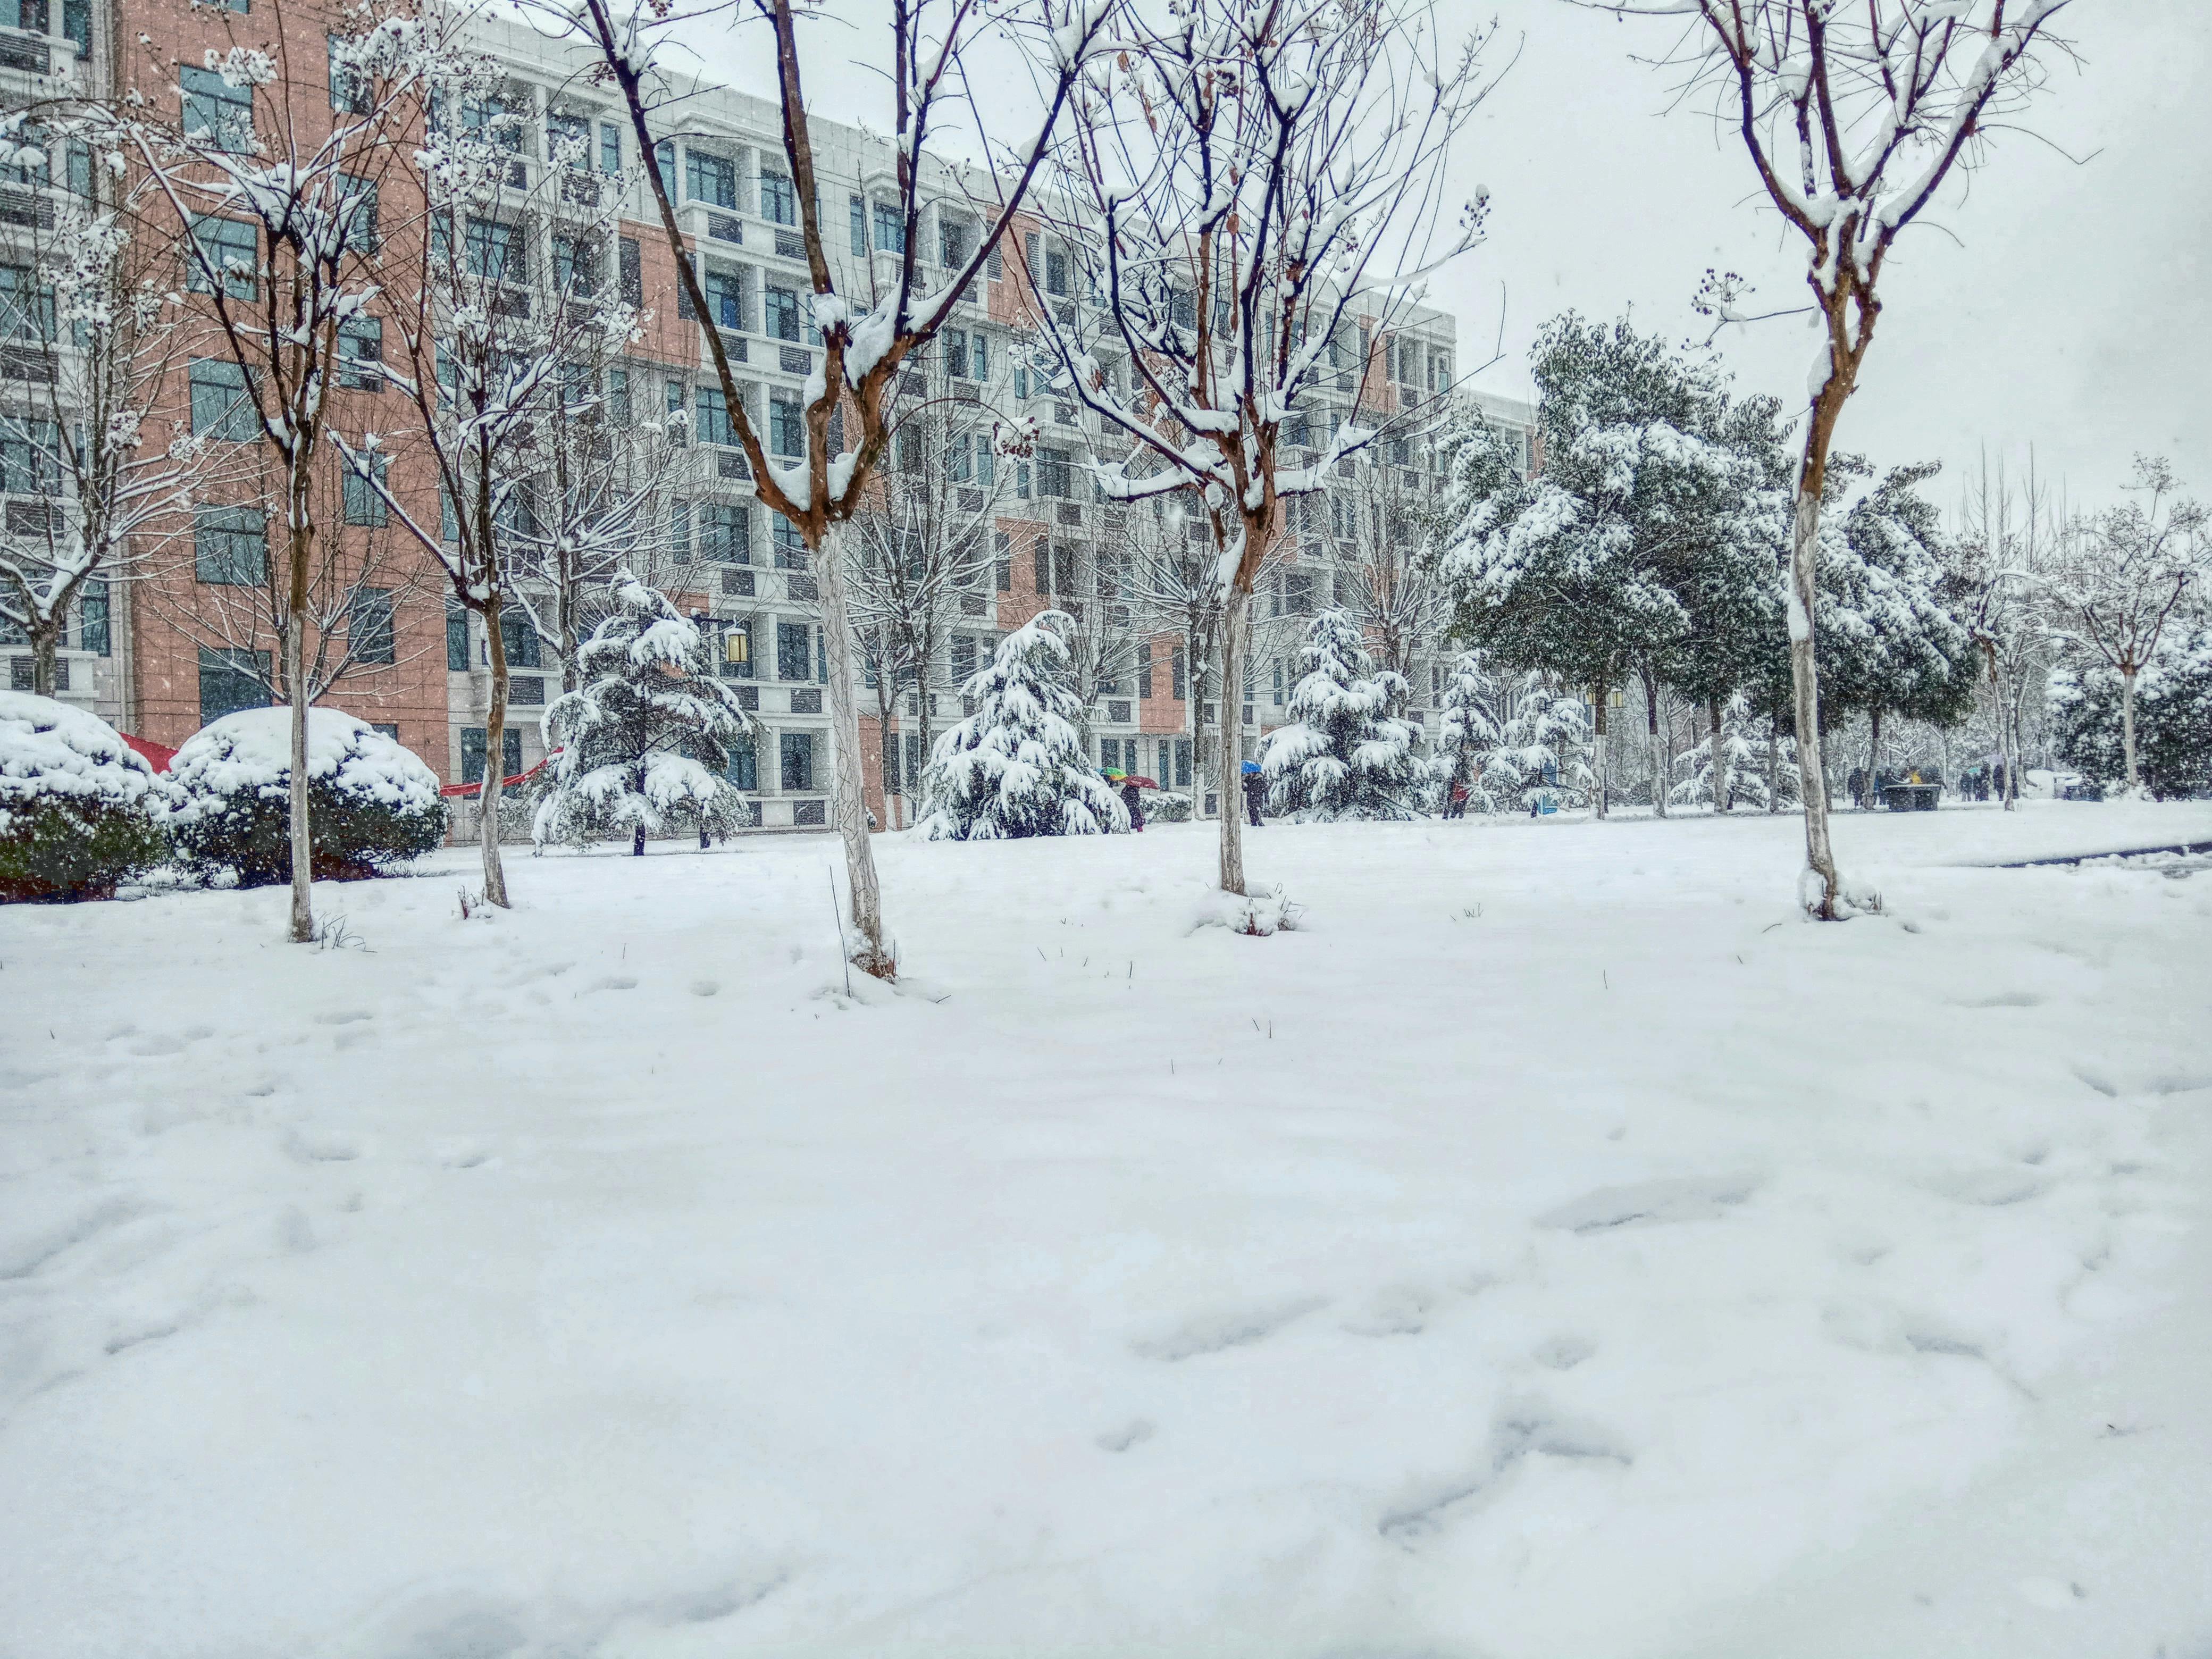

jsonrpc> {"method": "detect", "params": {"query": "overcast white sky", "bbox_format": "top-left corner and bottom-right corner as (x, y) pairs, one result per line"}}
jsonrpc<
(671, 0), (2210, 515)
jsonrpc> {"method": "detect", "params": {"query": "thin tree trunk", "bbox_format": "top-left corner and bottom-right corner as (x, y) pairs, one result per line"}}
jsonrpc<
(479, 593), (511, 906)
(1787, 485), (1843, 913)
(1591, 675), (1609, 818)
(284, 513), (314, 944)
(1185, 632), (1203, 818)
(1217, 588), (1249, 895)
(1645, 671), (1667, 819)
(1766, 710), (1780, 815)
(818, 521), (889, 972)
(28, 621), (60, 698)
(1710, 694), (1727, 814)
(1991, 647), (2018, 814)
(1869, 707), (1883, 810)
(2121, 666), (2139, 793)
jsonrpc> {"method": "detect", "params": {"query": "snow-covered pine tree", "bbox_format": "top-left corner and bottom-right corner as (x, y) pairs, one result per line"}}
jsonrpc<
(919, 610), (1129, 840)
(533, 573), (758, 854)
(1481, 672), (1595, 812)
(1430, 648), (1503, 812)
(1669, 690), (1798, 812)
(1261, 609), (1425, 821)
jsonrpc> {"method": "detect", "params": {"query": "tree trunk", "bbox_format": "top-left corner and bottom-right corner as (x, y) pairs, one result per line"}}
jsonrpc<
(28, 619), (60, 698)
(1185, 632), (1203, 818)
(1591, 676), (1609, 818)
(633, 821), (645, 856)
(818, 521), (889, 973)
(1766, 709), (1781, 814)
(1709, 694), (1727, 814)
(1786, 485), (1844, 914)
(468, 591), (509, 903)
(284, 514), (315, 944)
(1217, 588), (1249, 896)
(1645, 671), (1667, 820)
(1989, 644), (2018, 814)
(2121, 665), (2139, 793)
(1867, 707), (1882, 810)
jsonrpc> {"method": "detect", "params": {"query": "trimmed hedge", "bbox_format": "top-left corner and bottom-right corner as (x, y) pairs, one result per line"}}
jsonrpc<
(167, 707), (448, 886)
(0, 692), (177, 902)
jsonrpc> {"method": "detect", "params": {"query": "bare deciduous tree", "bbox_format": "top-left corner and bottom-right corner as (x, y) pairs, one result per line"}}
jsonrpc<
(1032, 0), (1494, 894)
(535, 0), (1114, 977)
(116, 6), (433, 942)
(1592, 0), (2077, 914)
(2042, 456), (2206, 797)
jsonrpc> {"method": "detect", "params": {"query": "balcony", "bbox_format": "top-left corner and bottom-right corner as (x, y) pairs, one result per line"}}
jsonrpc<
(789, 686), (823, 714)
(0, 183), (52, 229)
(773, 229), (805, 261)
(778, 344), (811, 376)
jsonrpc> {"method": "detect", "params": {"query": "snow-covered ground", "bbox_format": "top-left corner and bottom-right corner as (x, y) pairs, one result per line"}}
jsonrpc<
(3, 801), (2209, 1659)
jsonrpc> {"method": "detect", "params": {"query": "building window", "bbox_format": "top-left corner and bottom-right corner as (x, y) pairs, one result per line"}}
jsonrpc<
(619, 237), (643, 306)
(764, 283), (802, 343)
(446, 605), (468, 671)
(600, 123), (622, 175)
(342, 452), (388, 525)
(706, 266), (744, 331)
(1036, 447), (1071, 499)
(460, 726), (523, 784)
(500, 607), (540, 669)
(463, 215), (525, 282)
(79, 579), (108, 656)
(685, 149), (737, 209)
(778, 729), (815, 791)
(181, 65), (254, 154)
(348, 587), (396, 664)
(1044, 247), (1068, 298)
(759, 169), (795, 225)
(190, 359), (256, 442)
(553, 232), (602, 298)
(848, 195), (867, 257)
(776, 620), (811, 682)
(666, 500), (691, 565)
(337, 315), (383, 390)
(1136, 639), (1152, 698)
(939, 220), (969, 269)
(721, 616), (756, 680)
(328, 34), (372, 114)
(188, 216), (257, 299)
(198, 647), (269, 724)
(697, 386), (738, 448)
(872, 200), (903, 254)
(772, 516), (806, 570)
(0, 264), (54, 343)
(194, 504), (265, 585)
(725, 733), (757, 790)
(0, 418), (58, 495)
(768, 392), (803, 459)
(1171, 644), (1187, 700)
(701, 501), (750, 563)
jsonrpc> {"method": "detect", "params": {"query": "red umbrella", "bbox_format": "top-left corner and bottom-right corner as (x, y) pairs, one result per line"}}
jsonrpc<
(1120, 776), (1160, 790)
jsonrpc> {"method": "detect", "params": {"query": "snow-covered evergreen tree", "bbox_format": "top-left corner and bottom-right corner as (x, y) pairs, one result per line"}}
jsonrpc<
(919, 611), (1129, 840)
(1669, 691), (1798, 812)
(1482, 672), (1595, 811)
(533, 574), (758, 854)
(1429, 648), (1503, 811)
(2053, 618), (2212, 800)
(1261, 609), (1424, 820)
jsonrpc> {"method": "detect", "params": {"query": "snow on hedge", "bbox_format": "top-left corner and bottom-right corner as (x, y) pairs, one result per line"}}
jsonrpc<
(166, 707), (443, 819)
(0, 691), (175, 829)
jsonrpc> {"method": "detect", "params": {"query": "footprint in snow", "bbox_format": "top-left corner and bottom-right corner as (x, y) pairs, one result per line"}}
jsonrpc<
(1132, 1296), (1327, 1361)
(1095, 1418), (1155, 1453)
(1342, 1286), (1436, 1337)
(1538, 1172), (1761, 1234)
(582, 975), (639, 995)
(1531, 1334), (1596, 1371)
(313, 1010), (374, 1026)
(689, 979), (719, 997)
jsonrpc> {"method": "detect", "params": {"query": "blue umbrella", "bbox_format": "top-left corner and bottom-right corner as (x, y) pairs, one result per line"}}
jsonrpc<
(1241, 760), (1263, 775)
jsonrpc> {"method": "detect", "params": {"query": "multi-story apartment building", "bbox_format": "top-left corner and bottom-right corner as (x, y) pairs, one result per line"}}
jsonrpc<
(2, 3), (1532, 831)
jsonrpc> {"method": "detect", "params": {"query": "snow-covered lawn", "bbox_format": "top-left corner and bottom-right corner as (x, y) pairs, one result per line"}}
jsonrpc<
(4, 802), (2209, 1658)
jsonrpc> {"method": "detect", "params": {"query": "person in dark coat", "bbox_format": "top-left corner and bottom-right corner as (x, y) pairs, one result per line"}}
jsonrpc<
(1242, 768), (1266, 827)
(1119, 778), (1144, 832)
(1445, 778), (1470, 819)
(1848, 766), (1867, 809)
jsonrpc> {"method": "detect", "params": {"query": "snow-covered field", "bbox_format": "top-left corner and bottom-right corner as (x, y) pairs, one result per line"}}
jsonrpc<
(4, 801), (2209, 1659)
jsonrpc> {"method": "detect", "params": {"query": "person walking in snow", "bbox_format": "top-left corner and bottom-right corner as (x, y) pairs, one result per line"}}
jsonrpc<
(1120, 778), (1145, 832)
(1242, 766), (1267, 828)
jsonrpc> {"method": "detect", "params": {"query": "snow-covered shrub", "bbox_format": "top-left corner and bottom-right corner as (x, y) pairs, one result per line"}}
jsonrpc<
(1429, 649), (1504, 812)
(921, 610), (1129, 839)
(2053, 625), (2212, 800)
(1195, 882), (1300, 936)
(1481, 673), (1594, 811)
(1261, 609), (1425, 820)
(167, 709), (447, 886)
(1669, 691), (1798, 811)
(0, 692), (179, 901)
(1143, 789), (1193, 823)
(533, 573), (758, 853)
